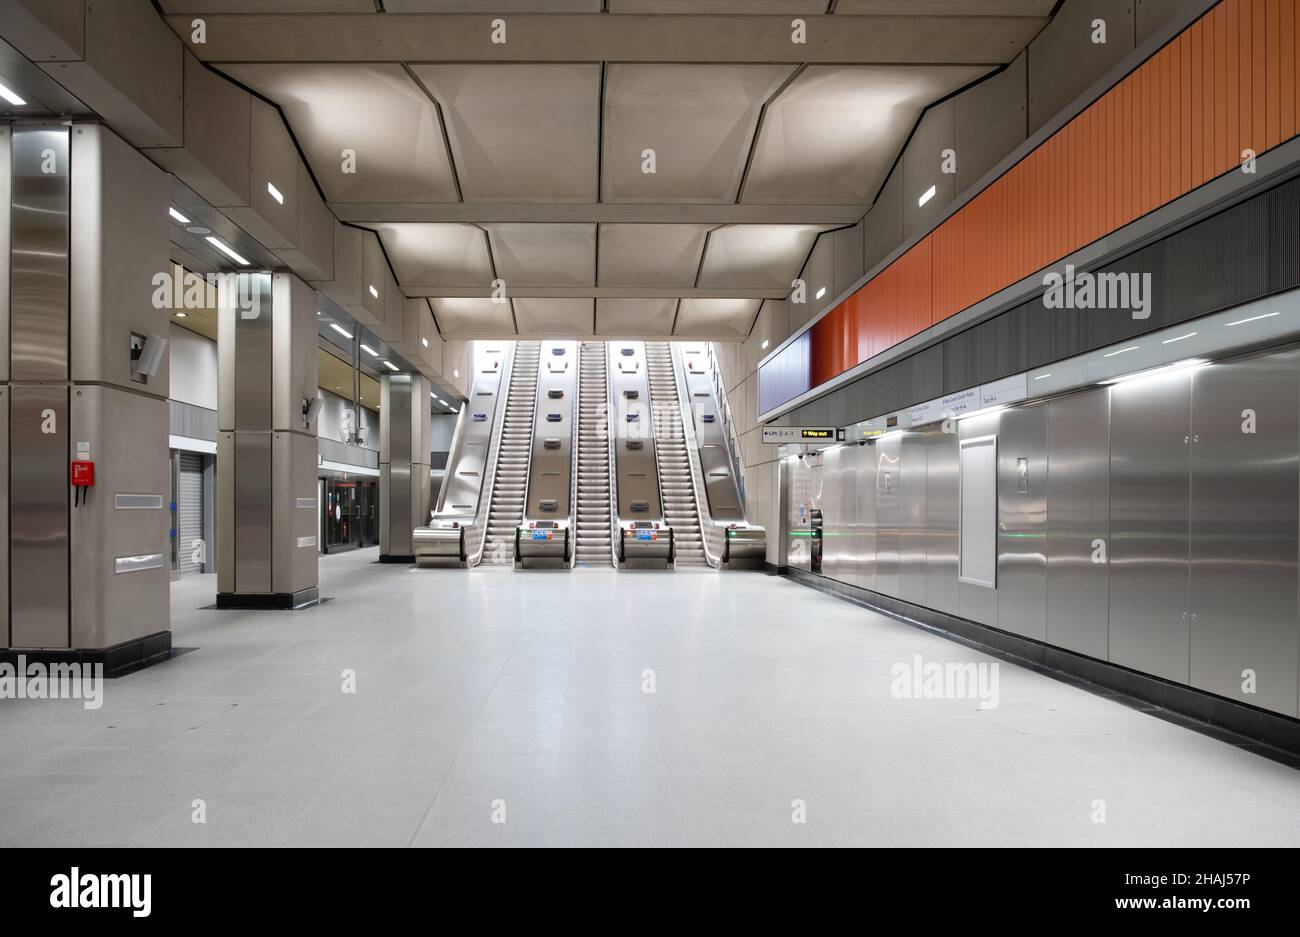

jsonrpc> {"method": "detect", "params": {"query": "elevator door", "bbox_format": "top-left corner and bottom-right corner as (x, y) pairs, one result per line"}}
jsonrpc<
(1190, 351), (1300, 717)
(1108, 370), (1191, 684)
(177, 453), (205, 575)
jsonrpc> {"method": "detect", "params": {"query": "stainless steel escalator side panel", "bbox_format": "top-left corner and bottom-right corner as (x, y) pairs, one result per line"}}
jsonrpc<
(610, 341), (671, 566)
(517, 340), (578, 568)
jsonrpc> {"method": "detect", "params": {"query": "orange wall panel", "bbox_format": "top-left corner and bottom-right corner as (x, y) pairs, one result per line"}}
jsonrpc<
(785, 1), (1300, 411)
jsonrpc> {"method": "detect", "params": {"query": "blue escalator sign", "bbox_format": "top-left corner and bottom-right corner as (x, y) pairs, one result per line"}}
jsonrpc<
(635, 530), (656, 541)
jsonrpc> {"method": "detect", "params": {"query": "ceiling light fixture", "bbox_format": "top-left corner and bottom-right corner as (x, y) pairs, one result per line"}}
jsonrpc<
(761, 340), (769, 350)
(330, 323), (353, 340)
(204, 236), (250, 266)
(266, 181), (284, 205)
(360, 344), (377, 357)
(1100, 359), (1208, 385)
(368, 284), (379, 299)
(175, 312), (187, 318)
(0, 81), (26, 106)
(1033, 373), (1051, 380)
(382, 360), (398, 372)
(1226, 311), (1279, 327)
(1102, 345), (1140, 358)
(918, 185), (937, 207)
(421, 338), (429, 347)
(168, 207), (191, 224)
(815, 287), (826, 300)
(1162, 331), (1198, 344)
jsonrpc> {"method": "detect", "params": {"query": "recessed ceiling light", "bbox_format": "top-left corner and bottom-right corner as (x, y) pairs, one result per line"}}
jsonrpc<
(761, 340), (769, 350)
(0, 81), (27, 106)
(360, 344), (377, 357)
(815, 287), (826, 300)
(174, 311), (187, 318)
(330, 323), (353, 340)
(421, 338), (429, 347)
(454, 369), (459, 378)
(267, 181), (284, 205)
(168, 207), (191, 224)
(204, 236), (250, 266)
(368, 284), (379, 299)
(1226, 311), (1279, 327)
(1102, 345), (1140, 358)
(382, 360), (398, 371)
(918, 185), (937, 207)
(1162, 331), (1198, 344)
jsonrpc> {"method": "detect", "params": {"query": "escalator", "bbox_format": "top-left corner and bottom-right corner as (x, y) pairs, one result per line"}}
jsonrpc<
(574, 341), (614, 566)
(479, 341), (540, 565)
(514, 341), (577, 567)
(646, 342), (706, 566)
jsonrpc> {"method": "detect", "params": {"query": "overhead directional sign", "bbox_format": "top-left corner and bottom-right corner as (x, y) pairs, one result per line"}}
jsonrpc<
(762, 426), (844, 444)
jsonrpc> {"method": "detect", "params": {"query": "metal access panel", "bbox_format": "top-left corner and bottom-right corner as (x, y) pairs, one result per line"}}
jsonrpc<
(853, 440), (878, 592)
(957, 411), (999, 626)
(1045, 387), (1110, 660)
(924, 429), (959, 614)
(996, 403), (1047, 641)
(69, 386), (169, 649)
(1190, 351), (1299, 717)
(272, 430), (321, 595)
(609, 342), (664, 522)
(10, 126), (69, 383)
(784, 452), (812, 571)
(10, 385), (69, 648)
(873, 431), (901, 597)
(837, 443), (864, 590)
(232, 432), (274, 594)
(381, 462), (412, 556)
(1108, 370), (1191, 685)
(820, 445), (845, 583)
(898, 431), (930, 605)
(524, 341), (577, 523)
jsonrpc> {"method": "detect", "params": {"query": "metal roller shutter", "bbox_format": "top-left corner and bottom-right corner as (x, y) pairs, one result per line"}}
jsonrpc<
(177, 452), (205, 575)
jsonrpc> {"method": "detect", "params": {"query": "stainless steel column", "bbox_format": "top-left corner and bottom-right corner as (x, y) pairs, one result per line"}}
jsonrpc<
(6, 123), (172, 658)
(8, 126), (69, 648)
(379, 372), (432, 562)
(217, 271), (321, 608)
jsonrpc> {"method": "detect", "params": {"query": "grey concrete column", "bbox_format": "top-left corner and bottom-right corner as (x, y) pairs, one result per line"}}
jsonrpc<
(379, 373), (432, 562)
(1, 123), (173, 673)
(216, 271), (320, 608)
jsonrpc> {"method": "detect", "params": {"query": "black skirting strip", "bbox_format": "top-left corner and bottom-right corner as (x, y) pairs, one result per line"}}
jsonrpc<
(377, 554), (415, 564)
(216, 587), (320, 610)
(0, 630), (173, 679)
(779, 565), (1300, 764)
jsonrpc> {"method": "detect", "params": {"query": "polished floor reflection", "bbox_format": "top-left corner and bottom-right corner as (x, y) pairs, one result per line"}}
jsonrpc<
(1, 547), (1298, 847)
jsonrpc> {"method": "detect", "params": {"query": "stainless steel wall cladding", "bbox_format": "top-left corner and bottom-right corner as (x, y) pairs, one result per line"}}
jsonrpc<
(525, 341), (577, 522)
(233, 432), (273, 594)
(873, 431), (902, 598)
(1046, 388), (1110, 660)
(10, 127), (69, 382)
(996, 403), (1047, 641)
(1189, 350), (1299, 715)
(1108, 370), (1192, 684)
(785, 452), (812, 571)
(788, 342), (1300, 718)
(924, 429), (959, 615)
(898, 431), (929, 606)
(232, 274), (274, 432)
(9, 386), (69, 648)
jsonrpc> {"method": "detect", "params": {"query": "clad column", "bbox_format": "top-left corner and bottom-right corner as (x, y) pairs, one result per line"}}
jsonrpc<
(379, 373), (432, 563)
(216, 271), (320, 609)
(1, 123), (172, 673)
